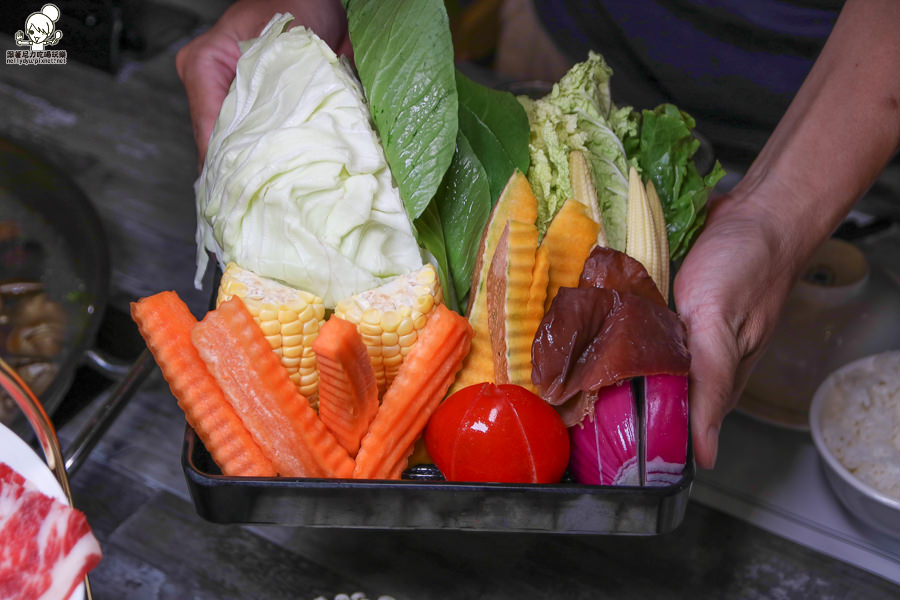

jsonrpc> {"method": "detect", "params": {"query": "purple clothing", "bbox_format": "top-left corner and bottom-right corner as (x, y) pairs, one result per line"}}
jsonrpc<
(534, 0), (842, 161)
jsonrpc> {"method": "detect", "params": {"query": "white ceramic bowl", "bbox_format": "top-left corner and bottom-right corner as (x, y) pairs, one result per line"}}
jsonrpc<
(809, 351), (900, 539)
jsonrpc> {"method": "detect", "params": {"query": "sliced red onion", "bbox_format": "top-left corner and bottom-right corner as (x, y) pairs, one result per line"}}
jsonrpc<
(642, 374), (689, 486)
(567, 381), (639, 486)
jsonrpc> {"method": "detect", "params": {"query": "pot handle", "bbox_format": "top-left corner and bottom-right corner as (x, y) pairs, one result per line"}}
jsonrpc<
(63, 349), (155, 476)
(83, 347), (136, 379)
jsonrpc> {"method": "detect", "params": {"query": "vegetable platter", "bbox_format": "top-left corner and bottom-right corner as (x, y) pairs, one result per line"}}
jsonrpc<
(182, 424), (694, 533)
(133, 0), (723, 533)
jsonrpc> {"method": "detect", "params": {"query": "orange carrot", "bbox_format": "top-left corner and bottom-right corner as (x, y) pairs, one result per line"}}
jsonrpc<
(313, 316), (379, 457)
(353, 304), (473, 479)
(192, 297), (354, 479)
(130, 291), (277, 477)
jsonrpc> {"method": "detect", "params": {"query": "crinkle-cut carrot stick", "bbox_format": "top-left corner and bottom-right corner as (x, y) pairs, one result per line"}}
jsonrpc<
(130, 291), (276, 477)
(313, 316), (379, 458)
(353, 304), (473, 479)
(192, 297), (354, 478)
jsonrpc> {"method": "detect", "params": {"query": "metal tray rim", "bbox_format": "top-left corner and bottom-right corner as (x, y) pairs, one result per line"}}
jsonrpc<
(181, 425), (695, 534)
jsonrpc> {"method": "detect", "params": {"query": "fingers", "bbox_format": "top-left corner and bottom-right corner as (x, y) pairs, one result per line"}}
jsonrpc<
(672, 198), (795, 470)
(175, 1), (351, 169)
(337, 34), (354, 60)
(189, 84), (226, 169)
(680, 312), (741, 469)
(176, 31), (242, 169)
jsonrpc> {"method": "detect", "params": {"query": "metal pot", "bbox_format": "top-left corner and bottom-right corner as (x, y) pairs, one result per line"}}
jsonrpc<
(0, 136), (110, 435)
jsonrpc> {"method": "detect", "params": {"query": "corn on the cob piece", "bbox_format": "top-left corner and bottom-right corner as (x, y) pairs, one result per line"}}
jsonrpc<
(216, 262), (326, 405)
(334, 264), (442, 396)
(569, 150), (609, 247)
(626, 167), (669, 301)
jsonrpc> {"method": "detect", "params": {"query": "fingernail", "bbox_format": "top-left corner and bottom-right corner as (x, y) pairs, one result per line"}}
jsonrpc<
(705, 425), (720, 469)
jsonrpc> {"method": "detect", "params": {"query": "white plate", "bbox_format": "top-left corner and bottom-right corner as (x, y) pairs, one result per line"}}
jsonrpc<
(1, 422), (86, 600)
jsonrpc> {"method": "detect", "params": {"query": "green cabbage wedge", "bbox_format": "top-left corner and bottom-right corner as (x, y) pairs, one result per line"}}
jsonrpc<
(194, 14), (423, 307)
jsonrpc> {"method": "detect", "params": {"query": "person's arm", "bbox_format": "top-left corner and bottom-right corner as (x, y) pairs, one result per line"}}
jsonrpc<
(175, 0), (350, 167)
(676, 0), (900, 468)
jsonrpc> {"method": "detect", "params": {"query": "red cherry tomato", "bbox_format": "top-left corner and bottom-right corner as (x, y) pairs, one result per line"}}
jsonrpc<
(424, 383), (570, 483)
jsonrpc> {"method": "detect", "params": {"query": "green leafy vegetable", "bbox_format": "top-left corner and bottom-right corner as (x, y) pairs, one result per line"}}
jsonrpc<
(413, 202), (458, 313)
(519, 52), (637, 250)
(344, 0), (458, 220)
(632, 104), (726, 261)
(432, 130), (492, 307)
(425, 70), (529, 309)
(521, 53), (724, 260)
(519, 96), (577, 235)
(455, 70), (531, 204)
(345, 1), (531, 312)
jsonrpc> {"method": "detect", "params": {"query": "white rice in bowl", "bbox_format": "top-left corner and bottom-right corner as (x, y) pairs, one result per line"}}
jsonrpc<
(820, 352), (900, 502)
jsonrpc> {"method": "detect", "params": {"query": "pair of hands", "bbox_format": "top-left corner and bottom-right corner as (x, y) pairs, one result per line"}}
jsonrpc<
(175, 1), (805, 470)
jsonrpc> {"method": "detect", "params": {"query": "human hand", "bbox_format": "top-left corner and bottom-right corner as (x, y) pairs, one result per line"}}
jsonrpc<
(175, 0), (351, 168)
(670, 0), (900, 470)
(673, 189), (805, 469)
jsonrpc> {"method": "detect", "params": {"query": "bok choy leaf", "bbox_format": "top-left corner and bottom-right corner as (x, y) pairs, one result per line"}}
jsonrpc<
(428, 130), (491, 308)
(344, 0), (458, 221)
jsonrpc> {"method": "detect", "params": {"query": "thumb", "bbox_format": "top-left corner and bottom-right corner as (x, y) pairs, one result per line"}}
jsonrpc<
(681, 313), (742, 469)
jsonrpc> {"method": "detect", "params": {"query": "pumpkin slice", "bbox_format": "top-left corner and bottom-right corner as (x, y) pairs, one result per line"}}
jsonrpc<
(540, 197), (601, 312)
(451, 170), (538, 393)
(527, 244), (550, 334)
(486, 219), (542, 390)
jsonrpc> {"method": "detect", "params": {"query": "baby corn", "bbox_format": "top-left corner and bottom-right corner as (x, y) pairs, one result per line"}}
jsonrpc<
(569, 150), (609, 247)
(216, 262), (326, 405)
(334, 264), (442, 396)
(626, 167), (669, 301)
(645, 180), (670, 300)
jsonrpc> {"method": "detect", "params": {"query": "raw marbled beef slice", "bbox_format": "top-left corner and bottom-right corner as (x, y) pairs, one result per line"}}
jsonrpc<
(0, 462), (101, 600)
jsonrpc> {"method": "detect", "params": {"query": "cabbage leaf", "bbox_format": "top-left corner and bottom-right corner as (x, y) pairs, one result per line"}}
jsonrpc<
(520, 52), (636, 250)
(194, 15), (423, 307)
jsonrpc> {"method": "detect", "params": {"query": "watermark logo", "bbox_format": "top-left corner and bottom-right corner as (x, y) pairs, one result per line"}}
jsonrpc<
(7, 4), (67, 65)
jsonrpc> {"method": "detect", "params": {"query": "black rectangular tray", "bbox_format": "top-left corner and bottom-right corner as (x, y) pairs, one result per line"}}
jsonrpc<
(182, 426), (694, 534)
